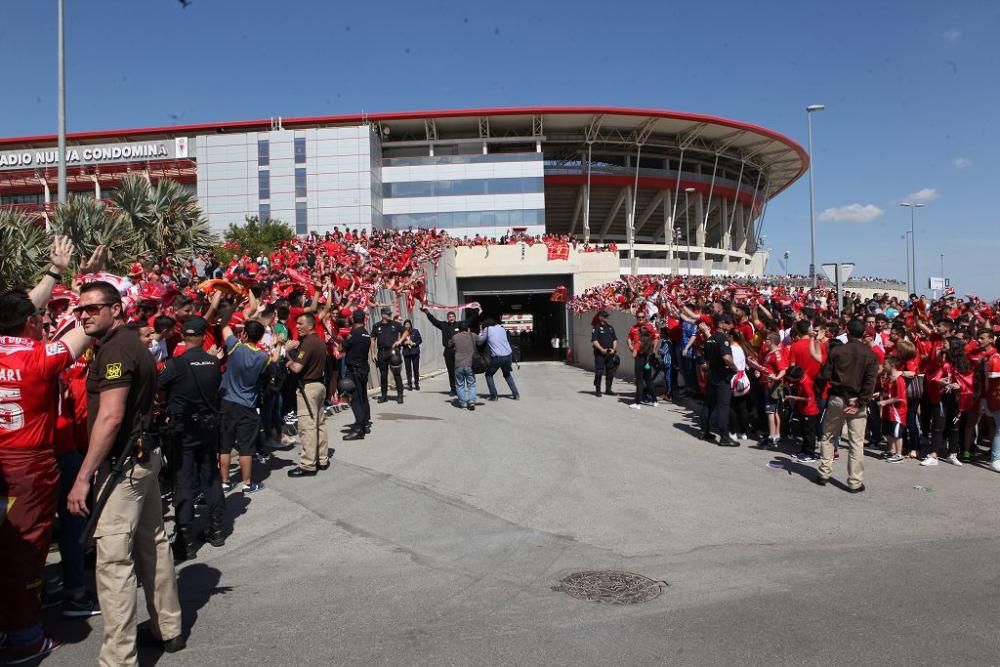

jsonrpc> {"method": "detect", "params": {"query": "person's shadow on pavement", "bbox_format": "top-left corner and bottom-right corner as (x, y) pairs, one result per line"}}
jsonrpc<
(137, 562), (230, 666)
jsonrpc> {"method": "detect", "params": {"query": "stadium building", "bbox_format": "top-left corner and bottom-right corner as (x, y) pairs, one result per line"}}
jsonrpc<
(0, 107), (807, 358)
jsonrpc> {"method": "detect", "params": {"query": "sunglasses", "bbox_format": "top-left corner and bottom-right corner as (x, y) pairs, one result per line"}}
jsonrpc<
(72, 302), (114, 316)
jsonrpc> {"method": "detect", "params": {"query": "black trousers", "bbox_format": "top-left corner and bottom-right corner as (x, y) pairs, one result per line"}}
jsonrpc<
(174, 441), (224, 530)
(793, 413), (819, 453)
(703, 380), (732, 436)
(404, 353), (420, 387)
(444, 349), (457, 393)
(730, 393), (752, 435)
(634, 353), (653, 403)
(377, 350), (403, 399)
(349, 365), (371, 426)
(594, 353), (615, 391)
(929, 392), (960, 456)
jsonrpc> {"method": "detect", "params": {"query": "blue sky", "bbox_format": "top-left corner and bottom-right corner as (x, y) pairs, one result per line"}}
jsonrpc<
(2, 0), (997, 295)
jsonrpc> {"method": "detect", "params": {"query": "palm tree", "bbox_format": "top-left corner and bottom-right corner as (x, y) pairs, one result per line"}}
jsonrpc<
(112, 174), (215, 261)
(0, 209), (50, 290)
(51, 196), (145, 275)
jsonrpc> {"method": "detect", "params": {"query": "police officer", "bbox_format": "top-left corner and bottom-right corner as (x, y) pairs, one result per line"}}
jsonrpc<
(702, 314), (738, 447)
(591, 310), (618, 397)
(67, 280), (184, 664)
(371, 307), (404, 404)
(158, 317), (225, 562)
(343, 310), (372, 441)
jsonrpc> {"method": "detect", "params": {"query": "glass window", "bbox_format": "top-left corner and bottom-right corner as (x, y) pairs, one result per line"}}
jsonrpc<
(295, 201), (307, 234)
(382, 152), (542, 167)
(259, 203), (270, 221)
(294, 137), (306, 164)
(383, 177), (543, 198)
(295, 168), (307, 198)
(258, 171), (270, 200)
(383, 209), (545, 231)
(257, 139), (269, 166)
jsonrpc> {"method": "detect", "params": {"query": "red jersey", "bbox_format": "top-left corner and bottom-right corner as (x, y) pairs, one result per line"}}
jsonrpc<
(952, 363), (976, 412)
(55, 348), (92, 454)
(760, 347), (789, 389)
(984, 351), (1000, 412)
(627, 322), (658, 353)
(870, 343), (886, 366)
(788, 338), (822, 379)
(881, 374), (908, 424)
(735, 321), (754, 347)
(789, 375), (820, 416)
(0, 336), (75, 450)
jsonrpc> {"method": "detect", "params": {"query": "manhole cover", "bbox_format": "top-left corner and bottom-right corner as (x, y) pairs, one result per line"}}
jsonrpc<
(551, 571), (666, 605)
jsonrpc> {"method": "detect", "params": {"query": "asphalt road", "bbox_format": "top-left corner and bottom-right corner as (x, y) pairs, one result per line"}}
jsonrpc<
(44, 363), (1000, 666)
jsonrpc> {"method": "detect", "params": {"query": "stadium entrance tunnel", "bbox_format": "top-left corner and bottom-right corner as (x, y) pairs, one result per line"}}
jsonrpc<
(458, 275), (573, 362)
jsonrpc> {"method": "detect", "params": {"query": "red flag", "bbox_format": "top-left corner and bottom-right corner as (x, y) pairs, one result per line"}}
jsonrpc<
(550, 286), (568, 303)
(546, 241), (570, 261)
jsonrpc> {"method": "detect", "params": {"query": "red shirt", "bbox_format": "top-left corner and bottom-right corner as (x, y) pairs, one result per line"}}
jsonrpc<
(735, 321), (754, 347)
(788, 338), (822, 379)
(55, 349), (91, 454)
(870, 343), (886, 366)
(0, 336), (75, 450)
(760, 347), (789, 389)
(789, 375), (820, 416)
(881, 374), (908, 424)
(627, 322), (658, 352)
(984, 351), (1000, 412)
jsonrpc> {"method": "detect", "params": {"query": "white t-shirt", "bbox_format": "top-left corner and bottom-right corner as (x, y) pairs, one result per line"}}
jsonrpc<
(730, 342), (747, 372)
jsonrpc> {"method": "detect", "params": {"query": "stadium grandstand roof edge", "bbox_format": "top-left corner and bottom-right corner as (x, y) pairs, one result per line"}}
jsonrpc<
(0, 106), (807, 198)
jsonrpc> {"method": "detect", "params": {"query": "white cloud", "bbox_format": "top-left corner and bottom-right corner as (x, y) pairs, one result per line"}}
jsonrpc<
(906, 188), (939, 204)
(943, 27), (962, 41)
(818, 203), (884, 224)
(953, 157), (973, 169)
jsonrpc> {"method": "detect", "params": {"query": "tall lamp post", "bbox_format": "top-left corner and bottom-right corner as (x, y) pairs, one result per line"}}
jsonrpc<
(57, 0), (67, 210)
(900, 202), (925, 294)
(902, 232), (911, 292)
(684, 187), (696, 276)
(806, 104), (825, 288)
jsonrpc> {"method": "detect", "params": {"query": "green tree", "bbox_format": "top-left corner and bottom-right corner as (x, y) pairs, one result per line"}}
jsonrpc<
(51, 196), (144, 275)
(0, 209), (50, 290)
(215, 215), (294, 264)
(111, 174), (216, 261)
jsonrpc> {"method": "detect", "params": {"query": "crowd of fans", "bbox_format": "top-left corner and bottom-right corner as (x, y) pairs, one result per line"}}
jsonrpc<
(579, 272), (1000, 489)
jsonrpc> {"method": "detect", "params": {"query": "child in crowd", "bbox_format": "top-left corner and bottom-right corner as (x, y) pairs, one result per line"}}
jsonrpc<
(879, 355), (908, 463)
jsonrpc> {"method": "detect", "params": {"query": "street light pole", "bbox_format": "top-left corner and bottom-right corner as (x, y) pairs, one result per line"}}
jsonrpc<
(57, 0), (67, 210)
(900, 202), (925, 295)
(903, 232), (911, 293)
(684, 187), (696, 276)
(806, 104), (825, 288)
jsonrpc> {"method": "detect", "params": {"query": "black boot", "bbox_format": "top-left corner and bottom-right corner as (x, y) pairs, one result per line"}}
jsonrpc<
(414, 383), (420, 391)
(407, 383), (413, 391)
(172, 527), (197, 562)
(200, 518), (225, 548)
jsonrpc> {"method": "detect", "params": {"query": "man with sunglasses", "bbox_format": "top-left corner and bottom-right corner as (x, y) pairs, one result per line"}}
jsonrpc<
(66, 280), (184, 665)
(0, 236), (93, 664)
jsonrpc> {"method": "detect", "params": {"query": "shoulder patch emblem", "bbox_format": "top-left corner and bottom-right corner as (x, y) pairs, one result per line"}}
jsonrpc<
(105, 362), (123, 380)
(45, 342), (65, 356)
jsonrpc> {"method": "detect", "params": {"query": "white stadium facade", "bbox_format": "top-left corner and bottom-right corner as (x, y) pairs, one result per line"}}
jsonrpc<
(0, 106), (807, 279)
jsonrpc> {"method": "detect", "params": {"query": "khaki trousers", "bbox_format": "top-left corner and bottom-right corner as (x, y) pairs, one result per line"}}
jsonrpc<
(94, 450), (182, 667)
(298, 381), (329, 469)
(817, 395), (867, 489)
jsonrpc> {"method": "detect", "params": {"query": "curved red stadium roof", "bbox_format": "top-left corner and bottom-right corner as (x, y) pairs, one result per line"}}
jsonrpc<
(0, 106), (807, 196)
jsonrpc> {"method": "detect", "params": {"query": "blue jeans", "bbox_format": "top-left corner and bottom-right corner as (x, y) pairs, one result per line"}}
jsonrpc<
(992, 410), (1000, 463)
(485, 355), (519, 398)
(455, 366), (477, 405)
(57, 450), (87, 594)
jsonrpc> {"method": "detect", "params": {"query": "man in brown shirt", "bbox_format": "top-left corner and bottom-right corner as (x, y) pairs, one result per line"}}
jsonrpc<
(814, 318), (880, 493)
(285, 312), (329, 476)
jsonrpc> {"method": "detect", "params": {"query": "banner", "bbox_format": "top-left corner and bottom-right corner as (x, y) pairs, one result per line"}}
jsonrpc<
(546, 241), (570, 261)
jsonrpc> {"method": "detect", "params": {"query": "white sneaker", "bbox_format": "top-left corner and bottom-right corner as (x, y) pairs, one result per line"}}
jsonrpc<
(728, 433), (739, 442)
(740, 433), (748, 441)
(920, 456), (939, 466)
(947, 454), (963, 466)
(628, 403), (642, 410)
(991, 461), (1000, 473)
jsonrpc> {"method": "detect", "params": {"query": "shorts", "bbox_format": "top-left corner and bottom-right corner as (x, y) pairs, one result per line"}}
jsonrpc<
(764, 401), (780, 415)
(882, 420), (903, 439)
(220, 400), (261, 456)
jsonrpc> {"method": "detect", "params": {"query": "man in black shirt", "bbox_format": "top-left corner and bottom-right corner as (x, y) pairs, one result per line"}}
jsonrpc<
(591, 310), (618, 397)
(343, 310), (372, 441)
(371, 307), (404, 404)
(702, 314), (737, 447)
(421, 305), (479, 395)
(158, 317), (225, 561)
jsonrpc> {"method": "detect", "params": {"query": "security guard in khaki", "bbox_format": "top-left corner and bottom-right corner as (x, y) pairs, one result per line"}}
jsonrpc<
(67, 281), (183, 666)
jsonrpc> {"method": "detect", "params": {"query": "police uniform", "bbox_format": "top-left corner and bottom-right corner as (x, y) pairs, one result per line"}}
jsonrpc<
(591, 322), (618, 395)
(87, 324), (181, 667)
(343, 321), (372, 437)
(158, 335), (225, 557)
(372, 316), (404, 402)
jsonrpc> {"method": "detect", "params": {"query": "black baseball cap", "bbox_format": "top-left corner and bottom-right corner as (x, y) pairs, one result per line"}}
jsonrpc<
(380, 307), (392, 315)
(183, 317), (207, 336)
(352, 309), (366, 323)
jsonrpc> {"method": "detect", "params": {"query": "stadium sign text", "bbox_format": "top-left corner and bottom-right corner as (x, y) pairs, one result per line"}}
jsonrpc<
(0, 137), (189, 171)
